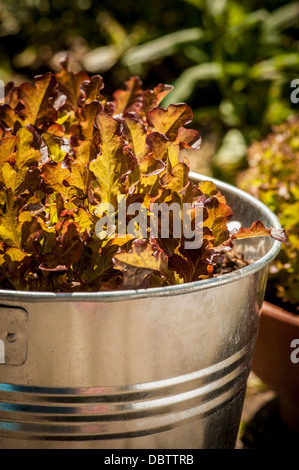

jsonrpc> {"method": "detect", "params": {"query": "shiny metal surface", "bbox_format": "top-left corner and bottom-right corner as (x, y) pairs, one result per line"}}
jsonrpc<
(0, 173), (281, 449)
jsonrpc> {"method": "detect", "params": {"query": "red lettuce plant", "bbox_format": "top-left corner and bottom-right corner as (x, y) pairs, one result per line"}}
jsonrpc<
(238, 117), (299, 310)
(0, 61), (286, 292)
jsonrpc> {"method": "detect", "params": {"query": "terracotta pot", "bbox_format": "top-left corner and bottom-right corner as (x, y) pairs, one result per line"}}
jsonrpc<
(251, 301), (299, 432)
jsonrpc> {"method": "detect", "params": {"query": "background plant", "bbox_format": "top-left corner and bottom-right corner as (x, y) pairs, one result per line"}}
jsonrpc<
(0, 0), (298, 183)
(238, 116), (299, 313)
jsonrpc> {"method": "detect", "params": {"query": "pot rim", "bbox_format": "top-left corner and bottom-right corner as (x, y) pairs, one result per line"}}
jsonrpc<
(261, 301), (299, 325)
(0, 172), (282, 302)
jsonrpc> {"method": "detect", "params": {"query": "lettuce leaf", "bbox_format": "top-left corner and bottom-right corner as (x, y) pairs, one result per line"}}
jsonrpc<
(0, 66), (286, 292)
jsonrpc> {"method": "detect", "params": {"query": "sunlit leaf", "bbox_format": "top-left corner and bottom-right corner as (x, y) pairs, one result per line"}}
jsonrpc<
(66, 161), (90, 198)
(80, 75), (104, 104)
(122, 28), (203, 67)
(174, 127), (202, 149)
(161, 162), (189, 192)
(40, 162), (70, 196)
(2, 161), (40, 196)
(55, 60), (89, 108)
(0, 68), (287, 292)
(15, 127), (41, 169)
(139, 154), (165, 176)
(113, 76), (143, 115)
(17, 73), (58, 126)
(147, 104), (193, 141)
(232, 220), (287, 243)
(72, 139), (96, 167)
(21, 215), (43, 253)
(0, 136), (18, 167)
(113, 239), (168, 289)
(203, 196), (233, 246)
(39, 221), (87, 271)
(4, 247), (27, 263)
(0, 190), (24, 249)
(0, 104), (21, 133)
(122, 117), (148, 161)
(146, 132), (180, 169)
(79, 101), (103, 141)
(90, 113), (134, 205)
(42, 132), (70, 163)
(142, 83), (173, 114)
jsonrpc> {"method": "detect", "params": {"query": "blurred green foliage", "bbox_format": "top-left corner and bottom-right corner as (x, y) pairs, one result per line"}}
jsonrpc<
(0, 0), (298, 182)
(238, 116), (299, 311)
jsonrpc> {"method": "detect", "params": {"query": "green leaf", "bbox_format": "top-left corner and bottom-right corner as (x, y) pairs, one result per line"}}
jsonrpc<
(0, 69), (288, 293)
(0, 136), (17, 167)
(0, 104), (21, 131)
(263, 2), (299, 32)
(204, 196), (233, 246)
(66, 161), (90, 198)
(40, 162), (70, 197)
(89, 113), (134, 205)
(146, 132), (181, 169)
(122, 28), (203, 67)
(251, 53), (299, 80)
(0, 190), (24, 249)
(198, 180), (226, 203)
(161, 162), (190, 192)
(142, 84), (173, 114)
(79, 242), (117, 285)
(72, 139), (96, 167)
(232, 220), (287, 243)
(2, 161), (40, 196)
(162, 63), (222, 106)
(21, 215), (43, 253)
(39, 221), (87, 271)
(80, 75), (104, 104)
(174, 127), (201, 149)
(18, 73), (58, 126)
(147, 104), (193, 141)
(4, 247), (27, 263)
(42, 133), (70, 163)
(14, 127), (41, 169)
(113, 76), (143, 115)
(139, 154), (165, 176)
(122, 118), (148, 161)
(113, 239), (168, 289)
(79, 101), (103, 141)
(55, 61), (89, 108)
(82, 45), (122, 74)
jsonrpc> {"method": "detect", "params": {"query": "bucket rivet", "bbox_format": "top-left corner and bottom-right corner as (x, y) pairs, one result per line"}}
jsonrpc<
(6, 333), (17, 343)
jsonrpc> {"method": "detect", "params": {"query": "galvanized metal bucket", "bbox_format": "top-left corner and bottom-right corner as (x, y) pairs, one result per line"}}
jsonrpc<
(0, 173), (282, 449)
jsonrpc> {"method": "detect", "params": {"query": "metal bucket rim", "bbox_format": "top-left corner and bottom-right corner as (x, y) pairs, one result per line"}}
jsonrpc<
(0, 172), (281, 302)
